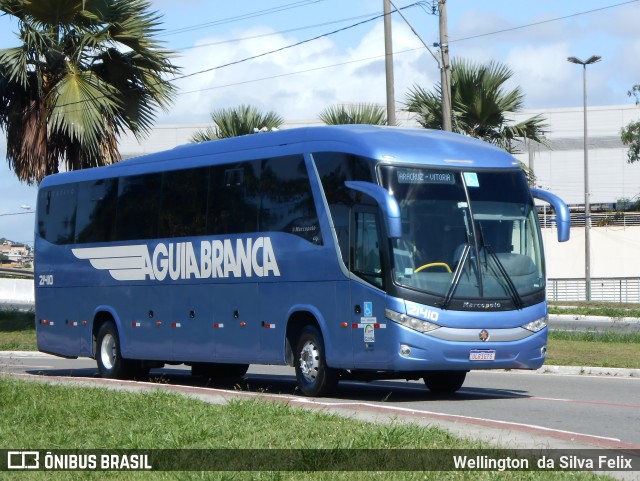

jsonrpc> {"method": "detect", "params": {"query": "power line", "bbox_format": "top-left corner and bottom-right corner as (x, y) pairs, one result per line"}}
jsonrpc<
(158, 0), (325, 38)
(0, 211), (34, 217)
(174, 0), (637, 99)
(178, 46), (425, 96)
(449, 0), (639, 43)
(171, 2), (422, 83)
(173, 12), (385, 52)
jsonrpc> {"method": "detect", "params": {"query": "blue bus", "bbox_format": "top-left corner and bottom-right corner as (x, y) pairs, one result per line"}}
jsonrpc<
(35, 125), (570, 396)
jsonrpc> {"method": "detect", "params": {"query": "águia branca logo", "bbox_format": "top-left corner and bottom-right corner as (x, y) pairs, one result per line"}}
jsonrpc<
(72, 237), (280, 281)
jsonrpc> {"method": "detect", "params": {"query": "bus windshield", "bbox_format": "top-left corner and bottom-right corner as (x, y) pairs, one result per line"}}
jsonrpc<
(379, 166), (544, 305)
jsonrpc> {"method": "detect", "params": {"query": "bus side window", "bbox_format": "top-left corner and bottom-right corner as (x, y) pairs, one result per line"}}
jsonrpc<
(115, 174), (161, 241)
(37, 185), (78, 244)
(260, 155), (322, 244)
(158, 167), (208, 238)
(208, 161), (261, 235)
(75, 179), (117, 243)
(352, 210), (383, 289)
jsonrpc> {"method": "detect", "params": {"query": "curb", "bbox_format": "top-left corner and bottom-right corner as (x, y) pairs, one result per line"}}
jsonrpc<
(549, 313), (640, 324)
(531, 364), (640, 378)
(548, 314), (640, 334)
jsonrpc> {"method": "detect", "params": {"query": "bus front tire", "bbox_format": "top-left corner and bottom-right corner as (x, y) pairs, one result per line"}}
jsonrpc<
(423, 371), (467, 394)
(95, 321), (147, 379)
(294, 325), (338, 397)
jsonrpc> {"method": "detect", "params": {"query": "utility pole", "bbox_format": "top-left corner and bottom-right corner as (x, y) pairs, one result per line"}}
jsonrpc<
(438, 0), (452, 131)
(383, 0), (396, 126)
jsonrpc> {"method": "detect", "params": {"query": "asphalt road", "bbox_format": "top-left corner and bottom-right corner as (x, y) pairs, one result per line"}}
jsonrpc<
(2, 351), (639, 454)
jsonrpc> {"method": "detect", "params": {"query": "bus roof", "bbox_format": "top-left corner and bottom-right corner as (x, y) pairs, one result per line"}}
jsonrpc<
(40, 125), (520, 187)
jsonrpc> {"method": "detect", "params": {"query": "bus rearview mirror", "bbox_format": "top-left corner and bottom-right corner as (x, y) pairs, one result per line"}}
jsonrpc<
(531, 188), (570, 242)
(345, 181), (402, 238)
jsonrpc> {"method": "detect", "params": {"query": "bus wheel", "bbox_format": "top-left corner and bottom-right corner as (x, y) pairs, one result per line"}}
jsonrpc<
(294, 325), (338, 397)
(423, 371), (467, 394)
(96, 321), (129, 379)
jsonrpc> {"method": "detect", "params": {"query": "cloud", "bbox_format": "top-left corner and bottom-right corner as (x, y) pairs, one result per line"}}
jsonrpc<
(158, 20), (437, 124)
(506, 43), (575, 108)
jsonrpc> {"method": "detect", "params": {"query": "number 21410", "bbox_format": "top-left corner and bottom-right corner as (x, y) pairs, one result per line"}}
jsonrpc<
(38, 275), (54, 286)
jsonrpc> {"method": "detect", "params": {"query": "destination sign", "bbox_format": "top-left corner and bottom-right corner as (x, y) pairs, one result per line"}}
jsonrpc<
(396, 168), (456, 185)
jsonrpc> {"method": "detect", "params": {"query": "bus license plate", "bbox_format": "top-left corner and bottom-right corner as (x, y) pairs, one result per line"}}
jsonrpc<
(469, 350), (496, 361)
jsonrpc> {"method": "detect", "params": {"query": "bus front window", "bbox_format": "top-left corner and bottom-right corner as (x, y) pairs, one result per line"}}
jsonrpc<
(379, 166), (545, 307)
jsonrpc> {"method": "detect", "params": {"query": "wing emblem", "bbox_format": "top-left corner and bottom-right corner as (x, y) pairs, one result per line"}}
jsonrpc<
(72, 245), (150, 281)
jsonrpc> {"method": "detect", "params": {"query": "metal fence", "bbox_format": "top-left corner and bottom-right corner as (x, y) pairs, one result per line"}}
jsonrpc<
(547, 277), (640, 303)
(539, 212), (640, 228)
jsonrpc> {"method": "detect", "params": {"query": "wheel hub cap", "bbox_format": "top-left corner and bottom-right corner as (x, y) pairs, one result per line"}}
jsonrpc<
(299, 341), (319, 382)
(100, 333), (116, 370)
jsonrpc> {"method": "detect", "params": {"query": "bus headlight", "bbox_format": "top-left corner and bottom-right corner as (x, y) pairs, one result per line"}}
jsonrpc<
(521, 316), (548, 333)
(385, 309), (440, 334)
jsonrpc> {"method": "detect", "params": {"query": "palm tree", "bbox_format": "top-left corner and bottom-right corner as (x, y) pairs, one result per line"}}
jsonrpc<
(319, 103), (387, 125)
(191, 105), (284, 142)
(404, 58), (547, 154)
(0, 0), (179, 184)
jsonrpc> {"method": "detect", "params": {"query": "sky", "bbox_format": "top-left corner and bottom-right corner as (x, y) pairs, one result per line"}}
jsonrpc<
(1, 0), (640, 245)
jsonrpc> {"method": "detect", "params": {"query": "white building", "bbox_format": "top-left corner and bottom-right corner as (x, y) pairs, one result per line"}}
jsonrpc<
(512, 104), (640, 206)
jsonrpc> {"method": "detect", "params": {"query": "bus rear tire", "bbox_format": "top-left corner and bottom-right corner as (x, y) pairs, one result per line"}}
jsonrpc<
(294, 325), (338, 397)
(423, 371), (467, 394)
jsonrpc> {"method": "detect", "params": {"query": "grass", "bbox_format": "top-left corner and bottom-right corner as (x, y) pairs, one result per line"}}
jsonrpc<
(549, 301), (640, 318)
(0, 377), (608, 480)
(546, 331), (640, 369)
(549, 331), (640, 343)
(0, 309), (35, 350)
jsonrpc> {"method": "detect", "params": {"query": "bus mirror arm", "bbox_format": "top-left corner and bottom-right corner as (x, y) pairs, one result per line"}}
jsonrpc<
(530, 188), (570, 242)
(345, 181), (402, 238)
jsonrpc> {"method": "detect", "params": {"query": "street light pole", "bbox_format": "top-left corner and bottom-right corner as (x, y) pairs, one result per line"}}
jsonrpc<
(567, 55), (601, 301)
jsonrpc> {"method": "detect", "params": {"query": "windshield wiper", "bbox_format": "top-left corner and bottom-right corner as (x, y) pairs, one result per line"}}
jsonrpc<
(441, 243), (471, 309)
(483, 245), (524, 309)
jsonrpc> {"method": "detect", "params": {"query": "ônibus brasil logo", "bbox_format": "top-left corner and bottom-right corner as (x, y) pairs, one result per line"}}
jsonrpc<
(72, 237), (280, 282)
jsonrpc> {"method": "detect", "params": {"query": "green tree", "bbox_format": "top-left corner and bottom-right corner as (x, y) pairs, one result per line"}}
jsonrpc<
(621, 121), (640, 164)
(403, 58), (548, 154)
(191, 105), (284, 141)
(621, 84), (640, 164)
(318, 103), (386, 125)
(0, 0), (179, 185)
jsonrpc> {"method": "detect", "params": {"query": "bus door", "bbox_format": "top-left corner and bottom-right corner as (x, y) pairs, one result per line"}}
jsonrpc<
(349, 207), (391, 368)
(212, 283), (261, 363)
